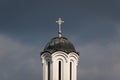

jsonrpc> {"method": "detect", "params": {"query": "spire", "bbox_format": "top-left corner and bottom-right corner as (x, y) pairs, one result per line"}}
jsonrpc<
(56, 18), (64, 38)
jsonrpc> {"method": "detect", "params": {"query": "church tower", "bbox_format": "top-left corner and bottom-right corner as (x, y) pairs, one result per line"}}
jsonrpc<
(40, 18), (80, 80)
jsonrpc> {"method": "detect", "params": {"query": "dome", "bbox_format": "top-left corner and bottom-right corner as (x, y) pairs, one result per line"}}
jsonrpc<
(43, 37), (76, 54)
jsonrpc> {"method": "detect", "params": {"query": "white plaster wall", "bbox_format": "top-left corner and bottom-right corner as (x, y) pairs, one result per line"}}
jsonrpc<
(41, 51), (79, 80)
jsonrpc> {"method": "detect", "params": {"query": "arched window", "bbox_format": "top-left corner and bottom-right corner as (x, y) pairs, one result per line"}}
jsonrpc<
(58, 61), (61, 80)
(70, 62), (72, 80)
(48, 62), (50, 80)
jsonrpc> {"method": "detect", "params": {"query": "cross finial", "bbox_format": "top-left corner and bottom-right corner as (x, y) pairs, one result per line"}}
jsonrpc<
(56, 18), (64, 38)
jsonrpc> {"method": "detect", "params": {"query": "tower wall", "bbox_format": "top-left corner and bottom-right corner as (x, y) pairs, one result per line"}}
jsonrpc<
(41, 51), (79, 80)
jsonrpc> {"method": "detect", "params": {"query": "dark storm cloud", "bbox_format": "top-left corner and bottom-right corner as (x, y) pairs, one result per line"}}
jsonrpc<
(0, 0), (120, 44)
(0, 0), (120, 80)
(1, 0), (120, 29)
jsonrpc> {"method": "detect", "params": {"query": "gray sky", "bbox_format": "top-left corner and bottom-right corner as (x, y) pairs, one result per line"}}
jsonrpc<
(0, 0), (120, 80)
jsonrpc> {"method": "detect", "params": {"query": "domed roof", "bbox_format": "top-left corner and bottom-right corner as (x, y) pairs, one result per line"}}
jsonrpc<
(43, 37), (76, 54)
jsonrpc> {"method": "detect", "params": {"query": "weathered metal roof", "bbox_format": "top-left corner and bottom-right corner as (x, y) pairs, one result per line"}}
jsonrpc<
(42, 37), (76, 54)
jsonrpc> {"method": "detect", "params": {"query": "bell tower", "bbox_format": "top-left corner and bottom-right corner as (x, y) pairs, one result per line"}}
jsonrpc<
(40, 18), (80, 80)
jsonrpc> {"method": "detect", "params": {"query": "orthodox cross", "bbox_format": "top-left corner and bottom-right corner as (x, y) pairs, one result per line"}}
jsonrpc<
(56, 18), (64, 37)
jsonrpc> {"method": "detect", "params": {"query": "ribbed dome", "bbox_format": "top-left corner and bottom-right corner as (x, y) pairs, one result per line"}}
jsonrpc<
(43, 37), (76, 54)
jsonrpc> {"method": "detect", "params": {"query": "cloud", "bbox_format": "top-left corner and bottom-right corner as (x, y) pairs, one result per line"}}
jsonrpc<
(0, 35), (42, 80)
(78, 42), (120, 79)
(77, 27), (120, 80)
(0, 26), (120, 80)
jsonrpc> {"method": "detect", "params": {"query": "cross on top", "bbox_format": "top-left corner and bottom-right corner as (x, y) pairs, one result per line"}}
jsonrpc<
(56, 18), (64, 38)
(56, 18), (64, 26)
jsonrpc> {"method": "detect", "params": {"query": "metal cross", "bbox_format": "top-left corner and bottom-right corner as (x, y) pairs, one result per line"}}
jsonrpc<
(56, 18), (64, 37)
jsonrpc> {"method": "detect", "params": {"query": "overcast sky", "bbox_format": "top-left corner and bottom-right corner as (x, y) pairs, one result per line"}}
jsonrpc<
(0, 0), (120, 80)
